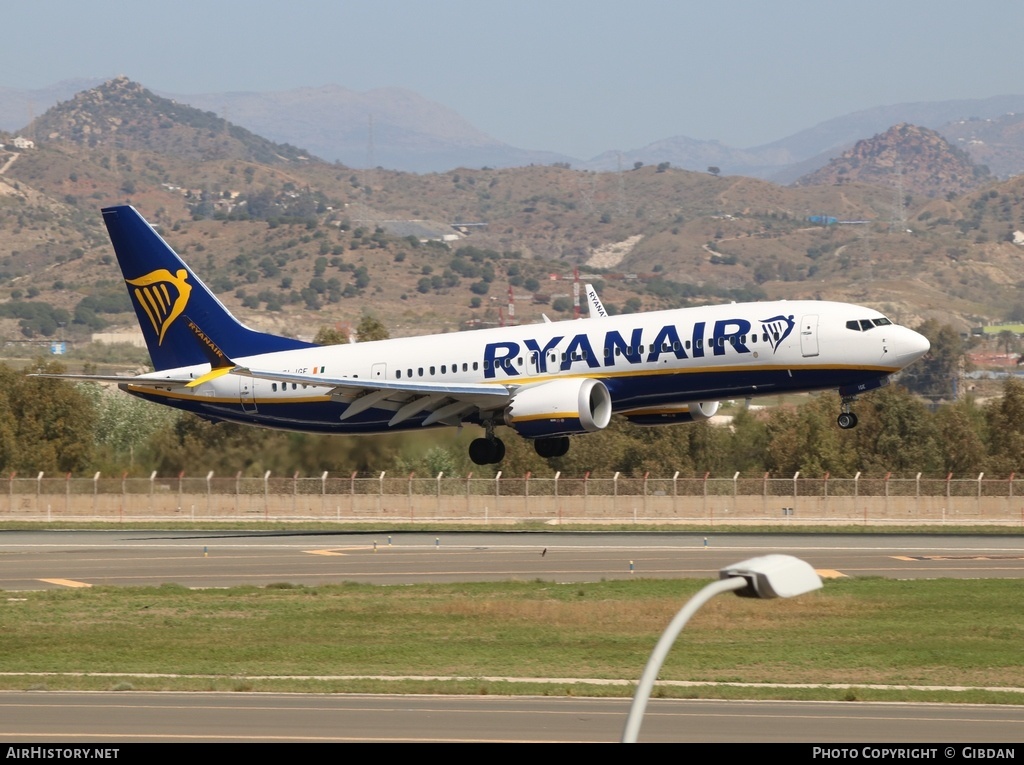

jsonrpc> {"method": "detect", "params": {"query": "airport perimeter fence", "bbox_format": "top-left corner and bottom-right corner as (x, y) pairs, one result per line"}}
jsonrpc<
(4, 471), (1024, 525)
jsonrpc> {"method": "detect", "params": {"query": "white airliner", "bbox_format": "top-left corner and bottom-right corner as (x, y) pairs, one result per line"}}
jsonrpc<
(43, 206), (930, 465)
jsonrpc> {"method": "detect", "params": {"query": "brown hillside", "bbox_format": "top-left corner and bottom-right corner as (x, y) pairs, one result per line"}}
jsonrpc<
(3, 79), (1024, 355)
(795, 123), (991, 199)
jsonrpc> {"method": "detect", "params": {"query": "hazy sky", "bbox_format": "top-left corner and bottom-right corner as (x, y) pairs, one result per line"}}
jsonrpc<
(4, 0), (1023, 159)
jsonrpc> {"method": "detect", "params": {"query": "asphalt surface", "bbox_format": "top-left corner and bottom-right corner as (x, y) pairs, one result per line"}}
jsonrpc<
(2, 530), (1024, 590)
(2, 530), (1023, 743)
(1, 693), (1023, 743)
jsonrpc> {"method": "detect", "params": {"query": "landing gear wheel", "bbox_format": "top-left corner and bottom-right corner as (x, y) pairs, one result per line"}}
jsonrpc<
(534, 436), (570, 459)
(469, 437), (506, 465)
(490, 437), (506, 463)
(837, 412), (858, 429)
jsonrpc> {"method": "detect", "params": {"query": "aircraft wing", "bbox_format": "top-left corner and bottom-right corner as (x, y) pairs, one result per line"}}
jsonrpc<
(235, 366), (514, 426)
(29, 372), (196, 387)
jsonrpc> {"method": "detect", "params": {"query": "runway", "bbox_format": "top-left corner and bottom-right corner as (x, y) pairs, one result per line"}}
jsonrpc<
(2, 530), (1022, 743)
(2, 530), (1024, 590)
(1, 693), (1022, 743)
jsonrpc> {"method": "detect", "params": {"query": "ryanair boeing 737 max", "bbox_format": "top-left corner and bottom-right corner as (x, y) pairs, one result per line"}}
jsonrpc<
(40, 206), (931, 465)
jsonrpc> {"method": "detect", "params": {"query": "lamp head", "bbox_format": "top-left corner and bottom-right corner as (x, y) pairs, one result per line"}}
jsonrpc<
(720, 554), (823, 599)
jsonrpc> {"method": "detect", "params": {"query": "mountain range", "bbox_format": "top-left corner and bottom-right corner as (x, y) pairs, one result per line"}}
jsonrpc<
(1, 76), (1024, 355)
(3, 78), (1024, 178)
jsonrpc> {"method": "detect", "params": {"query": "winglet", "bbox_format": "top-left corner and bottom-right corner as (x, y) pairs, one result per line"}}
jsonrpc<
(585, 283), (608, 318)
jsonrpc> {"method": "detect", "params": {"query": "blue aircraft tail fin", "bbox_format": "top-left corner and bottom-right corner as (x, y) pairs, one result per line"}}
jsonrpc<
(102, 205), (315, 371)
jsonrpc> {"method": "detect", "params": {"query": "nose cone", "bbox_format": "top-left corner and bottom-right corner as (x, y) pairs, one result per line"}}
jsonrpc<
(894, 327), (930, 367)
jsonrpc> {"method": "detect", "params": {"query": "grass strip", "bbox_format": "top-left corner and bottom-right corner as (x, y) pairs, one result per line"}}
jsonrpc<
(1, 578), (1021, 702)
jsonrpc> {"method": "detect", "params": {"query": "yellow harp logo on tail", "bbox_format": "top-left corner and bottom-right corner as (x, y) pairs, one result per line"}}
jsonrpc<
(126, 268), (191, 345)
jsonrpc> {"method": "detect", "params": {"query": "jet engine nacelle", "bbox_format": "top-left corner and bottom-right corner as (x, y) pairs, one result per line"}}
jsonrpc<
(505, 378), (613, 439)
(624, 401), (720, 427)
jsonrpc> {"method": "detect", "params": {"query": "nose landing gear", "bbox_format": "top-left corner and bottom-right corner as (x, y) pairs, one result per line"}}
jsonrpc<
(837, 396), (859, 429)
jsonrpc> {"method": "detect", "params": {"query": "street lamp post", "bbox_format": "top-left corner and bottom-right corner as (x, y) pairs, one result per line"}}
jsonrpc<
(621, 554), (823, 743)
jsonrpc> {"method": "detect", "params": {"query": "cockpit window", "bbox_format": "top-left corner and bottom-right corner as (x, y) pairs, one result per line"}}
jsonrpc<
(847, 317), (894, 332)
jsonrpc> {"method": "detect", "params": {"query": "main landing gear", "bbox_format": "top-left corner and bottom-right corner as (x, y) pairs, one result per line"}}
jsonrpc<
(837, 396), (859, 430)
(469, 421), (505, 465)
(469, 436), (505, 465)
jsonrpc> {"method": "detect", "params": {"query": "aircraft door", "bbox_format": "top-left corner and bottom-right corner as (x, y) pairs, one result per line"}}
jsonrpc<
(371, 362), (387, 380)
(239, 377), (258, 413)
(800, 314), (820, 357)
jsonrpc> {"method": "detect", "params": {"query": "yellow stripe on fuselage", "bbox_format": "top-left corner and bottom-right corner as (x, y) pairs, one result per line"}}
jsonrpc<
(127, 361), (900, 407)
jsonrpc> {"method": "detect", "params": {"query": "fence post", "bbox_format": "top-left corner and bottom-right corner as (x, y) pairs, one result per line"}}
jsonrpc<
(1010, 472), (1016, 524)
(321, 471), (328, 518)
(177, 471), (184, 513)
(66, 472), (71, 516)
(613, 472), (620, 521)
(554, 471), (561, 524)
(493, 470), (501, 524)
(705, 471), (712, 523)
(292, 471), (299, 516)
(207, 471), (214, 518)
(436, 471), (444, 518)
(584, 471), (590, 517)
(263, 470), (271, 520)
(378, 471), (386, 516)
(150, 471), (157, 514)
(466, 472), (472, 517)
(672, 471), (679, 515)
(978, 472), (985, 519)
(122, 471), (128, 521)
(524, 471), (530, 516)
(946, 472), (952, 522)
(643, 472), (649, 519)
(350, 471), (357, 518)
(38, 472), (44, 519)
(93, 472), (100, 517)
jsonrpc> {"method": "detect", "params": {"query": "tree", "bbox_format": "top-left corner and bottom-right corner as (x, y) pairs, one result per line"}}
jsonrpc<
(314, 326), (349, 345)
(934, 400), (986, 474)
(707, 166), (721, 176)
(849, 386), (941, 474)
(0, 363), (96, 473)
(901, 320), (964, 399)
(356, 314), (389, 342)
(983, 378), (1024, 475)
